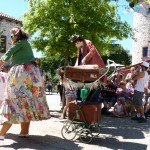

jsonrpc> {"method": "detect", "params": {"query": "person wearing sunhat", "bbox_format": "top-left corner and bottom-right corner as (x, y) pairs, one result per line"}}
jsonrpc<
(70, 34), (106, 82)
(131, 61), (149, 123)
(0, 26), (51, 141)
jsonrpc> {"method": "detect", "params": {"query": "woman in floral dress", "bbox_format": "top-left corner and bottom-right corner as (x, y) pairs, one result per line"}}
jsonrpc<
(0, 27), (50, 141)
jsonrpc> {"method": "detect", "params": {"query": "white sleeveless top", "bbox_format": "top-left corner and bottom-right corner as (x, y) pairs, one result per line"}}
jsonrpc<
(135, 71), (149, 92)
(115, 104), (123, 113)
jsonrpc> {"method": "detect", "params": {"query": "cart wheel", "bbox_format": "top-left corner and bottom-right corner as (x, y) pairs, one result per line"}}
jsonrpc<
(89, 123), (101, 137)
(61, 121), (76, 140)
(79, 129), (92, 143)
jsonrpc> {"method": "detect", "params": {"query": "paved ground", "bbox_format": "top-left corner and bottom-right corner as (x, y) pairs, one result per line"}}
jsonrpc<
(0, 93), (150, 150)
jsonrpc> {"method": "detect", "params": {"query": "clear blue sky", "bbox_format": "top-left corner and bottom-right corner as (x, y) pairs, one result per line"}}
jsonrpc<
(0, 0), (133, 56)
(116, 0), (133, 54)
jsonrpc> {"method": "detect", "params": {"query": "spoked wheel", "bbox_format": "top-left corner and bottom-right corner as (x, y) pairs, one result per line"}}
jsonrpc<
(74, 124), (83, 135)
(89, 123), (101, 137)
(61, 121), (77, 140)
(79, 129), (92, 143)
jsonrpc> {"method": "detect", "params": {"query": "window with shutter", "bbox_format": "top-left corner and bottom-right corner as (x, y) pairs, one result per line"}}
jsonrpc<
(148, 8), (150, 14)
(142, 47), (148, 57)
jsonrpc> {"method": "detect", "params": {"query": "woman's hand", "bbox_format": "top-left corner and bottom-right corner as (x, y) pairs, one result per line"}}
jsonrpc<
(81, 58), (86, 65)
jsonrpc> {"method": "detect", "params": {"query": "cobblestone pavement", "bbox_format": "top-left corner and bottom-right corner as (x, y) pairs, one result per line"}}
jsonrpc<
(0, 93), (150, 150)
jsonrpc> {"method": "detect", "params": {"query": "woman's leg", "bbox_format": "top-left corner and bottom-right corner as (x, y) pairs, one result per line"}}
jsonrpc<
(0, 122), (12, 136)
(20, 122), (30, 135)
(61, 96), (75, 118)
(62, 96), (70, 118)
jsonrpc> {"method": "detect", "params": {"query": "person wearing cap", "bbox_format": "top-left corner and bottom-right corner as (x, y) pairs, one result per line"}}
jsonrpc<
(0, 27), (51, 141)
(131, 61), (149, 123)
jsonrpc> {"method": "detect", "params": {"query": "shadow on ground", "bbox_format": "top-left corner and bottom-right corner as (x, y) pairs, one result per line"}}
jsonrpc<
(51, 111), (149, 150)
(1, 133), (82, 150)
(89, 115), (149, 150)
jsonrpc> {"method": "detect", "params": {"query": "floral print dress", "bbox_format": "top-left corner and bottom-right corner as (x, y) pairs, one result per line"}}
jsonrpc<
(0, 64), (51, 124)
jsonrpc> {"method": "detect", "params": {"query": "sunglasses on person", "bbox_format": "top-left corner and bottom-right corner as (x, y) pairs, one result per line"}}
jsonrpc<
(11, 35), (17, 38)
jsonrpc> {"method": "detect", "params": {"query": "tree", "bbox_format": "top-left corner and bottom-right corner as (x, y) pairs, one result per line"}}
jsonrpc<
(40, 53), (65, 78)
(23, 0), (132, 65)
(102, 44), (131, 66)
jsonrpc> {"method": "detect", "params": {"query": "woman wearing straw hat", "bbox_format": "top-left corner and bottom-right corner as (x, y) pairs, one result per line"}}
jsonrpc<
(0, 27), (51, 141)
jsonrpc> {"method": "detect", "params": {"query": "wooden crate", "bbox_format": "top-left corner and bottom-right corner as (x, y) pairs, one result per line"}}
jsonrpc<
(68, 102), (101, 123)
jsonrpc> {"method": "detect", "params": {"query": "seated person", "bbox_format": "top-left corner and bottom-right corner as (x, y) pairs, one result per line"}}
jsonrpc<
(144, 80), (150, 118)
(101, 84), (117, 114)
(116, 81), (133, 99)
(112, 97), (124, 118)
(124, 97), (134, 117)
(144, 97), (150, 119)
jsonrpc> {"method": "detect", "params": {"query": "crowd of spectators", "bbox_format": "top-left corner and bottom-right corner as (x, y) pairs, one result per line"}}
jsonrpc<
(100, 65), (150, 123)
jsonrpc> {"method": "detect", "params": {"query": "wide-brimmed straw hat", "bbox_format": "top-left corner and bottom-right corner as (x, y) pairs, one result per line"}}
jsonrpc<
(10, 27), (20, 36)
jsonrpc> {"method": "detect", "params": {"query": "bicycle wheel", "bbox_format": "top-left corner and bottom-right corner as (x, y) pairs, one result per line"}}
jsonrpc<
(61, 121), (76, 140)
(89, 123), (101, 137)
(79, 129), (92, 143)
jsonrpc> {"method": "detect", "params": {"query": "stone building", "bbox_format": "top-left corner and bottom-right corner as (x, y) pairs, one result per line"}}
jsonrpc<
(0, 12), (22, 58)
(132, 1), (150, 64)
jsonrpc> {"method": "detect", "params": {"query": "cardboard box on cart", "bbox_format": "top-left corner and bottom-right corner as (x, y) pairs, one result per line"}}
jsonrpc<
(68, 102), (101, 124)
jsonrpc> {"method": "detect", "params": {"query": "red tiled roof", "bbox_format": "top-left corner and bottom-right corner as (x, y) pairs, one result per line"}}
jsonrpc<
(0, 12), (22, 24)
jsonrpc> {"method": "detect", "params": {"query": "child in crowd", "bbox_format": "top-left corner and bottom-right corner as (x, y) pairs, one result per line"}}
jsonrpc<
(0, 70), (8, 124)
(124, 97), (134, 117)
(116, 81), (132, 98)
(144, 97), (150, 119)
(112, 97), (124, 118)
(0, 64), (9, 102)
(144, 79), (150, 118)
(60, 78), (75, 119)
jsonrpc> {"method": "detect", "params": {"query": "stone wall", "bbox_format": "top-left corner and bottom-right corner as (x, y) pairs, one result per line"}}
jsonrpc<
(132, 4), (150, 64)
(0, 19), (22, 58)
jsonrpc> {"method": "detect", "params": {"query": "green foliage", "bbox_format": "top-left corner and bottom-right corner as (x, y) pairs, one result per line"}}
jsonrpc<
(102, 44), (131, 66)
(23, 0), (132, 65)
(40, 53), (65, 77)
(126, 0), (138, 3)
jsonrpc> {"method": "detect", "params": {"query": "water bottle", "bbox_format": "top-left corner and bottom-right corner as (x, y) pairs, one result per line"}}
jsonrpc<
(80, 86), (88, 101)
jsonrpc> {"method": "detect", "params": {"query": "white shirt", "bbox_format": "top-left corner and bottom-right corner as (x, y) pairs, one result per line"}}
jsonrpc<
(0, 72), (7, 100)
(135, 71), (149, 92)
(115, 104), (123, 113)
